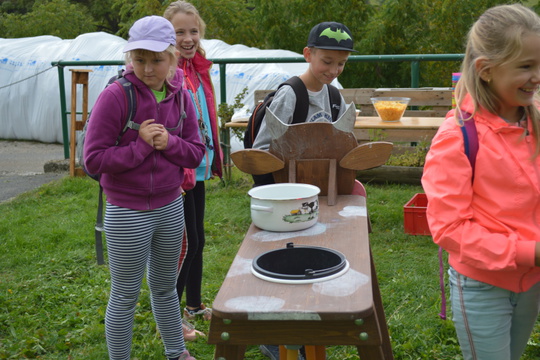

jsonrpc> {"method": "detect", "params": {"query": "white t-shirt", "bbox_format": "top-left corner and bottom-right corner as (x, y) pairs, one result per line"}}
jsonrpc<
(252, 84), (347, 150)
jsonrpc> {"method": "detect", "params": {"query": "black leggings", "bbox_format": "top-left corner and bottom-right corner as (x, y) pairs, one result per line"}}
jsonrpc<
(176, 180), (206, 308)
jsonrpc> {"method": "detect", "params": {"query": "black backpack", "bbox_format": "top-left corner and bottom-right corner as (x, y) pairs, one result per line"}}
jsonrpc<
(243, 76), (341, 149)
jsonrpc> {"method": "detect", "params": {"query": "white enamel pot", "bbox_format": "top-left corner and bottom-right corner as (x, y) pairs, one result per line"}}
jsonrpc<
(247, 183), (320, 232)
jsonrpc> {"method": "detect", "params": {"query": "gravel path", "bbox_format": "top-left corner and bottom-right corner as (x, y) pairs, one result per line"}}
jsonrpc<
(0, 141), (67, 203)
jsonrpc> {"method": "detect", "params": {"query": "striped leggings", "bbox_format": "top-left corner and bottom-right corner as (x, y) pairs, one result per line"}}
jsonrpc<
(104, 196), (187, 360)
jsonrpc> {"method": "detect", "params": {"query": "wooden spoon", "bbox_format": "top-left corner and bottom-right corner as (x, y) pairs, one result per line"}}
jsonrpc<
(340, 141), (393, 171)
(231, 149), (285, 175)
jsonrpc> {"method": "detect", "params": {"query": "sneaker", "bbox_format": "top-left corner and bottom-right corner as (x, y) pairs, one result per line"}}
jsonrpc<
(259, 345), (305, 360)
(183, 303), (212, 321)
(179, 349), (196, 360)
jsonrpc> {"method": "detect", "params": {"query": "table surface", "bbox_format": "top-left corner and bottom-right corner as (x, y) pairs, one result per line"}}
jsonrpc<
(227, 116), (445, 130)
(211, 195), (374, 322)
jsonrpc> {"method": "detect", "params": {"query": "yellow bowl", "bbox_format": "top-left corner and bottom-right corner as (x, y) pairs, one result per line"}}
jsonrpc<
(371, 97), (410, 122)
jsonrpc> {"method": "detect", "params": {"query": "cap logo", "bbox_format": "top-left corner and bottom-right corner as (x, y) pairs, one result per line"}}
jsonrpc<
(320, 28), (352, 43)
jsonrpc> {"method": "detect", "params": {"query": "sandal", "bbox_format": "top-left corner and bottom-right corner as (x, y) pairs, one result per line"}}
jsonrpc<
(182, 318), (205, 342)
(184, 303), (212, 321)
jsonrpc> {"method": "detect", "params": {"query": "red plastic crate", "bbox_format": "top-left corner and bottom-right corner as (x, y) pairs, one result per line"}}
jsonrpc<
(403, 193), (431, 235)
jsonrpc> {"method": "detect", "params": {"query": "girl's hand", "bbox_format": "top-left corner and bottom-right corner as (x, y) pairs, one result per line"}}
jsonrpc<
(139, 119), (164, 147)
(153, 130), (169, 151)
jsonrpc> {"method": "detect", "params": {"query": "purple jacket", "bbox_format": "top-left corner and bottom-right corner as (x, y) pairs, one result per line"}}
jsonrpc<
(84, 67), (205, 210)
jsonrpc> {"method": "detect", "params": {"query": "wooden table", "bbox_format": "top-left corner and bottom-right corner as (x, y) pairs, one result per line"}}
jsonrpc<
(226, 115), (443, 131)
(207, 195), (393, 359)
(352, 116), (444, 143)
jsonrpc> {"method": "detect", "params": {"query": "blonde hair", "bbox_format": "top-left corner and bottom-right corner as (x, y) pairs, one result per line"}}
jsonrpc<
(163, 0), (206, 58)
(125, 45), (179, 83)
(456, 3), (540, 156)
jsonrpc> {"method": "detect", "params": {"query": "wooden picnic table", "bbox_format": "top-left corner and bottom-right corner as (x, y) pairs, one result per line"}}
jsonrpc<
(207, 195), (394, 359)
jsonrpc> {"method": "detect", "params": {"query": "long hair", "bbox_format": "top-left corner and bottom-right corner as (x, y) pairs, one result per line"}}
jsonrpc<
(163, 1), (207, 58)
(456, 3), (540, 156)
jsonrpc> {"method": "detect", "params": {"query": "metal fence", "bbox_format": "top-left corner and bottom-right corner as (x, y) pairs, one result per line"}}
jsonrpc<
(52, 53), (464, 158)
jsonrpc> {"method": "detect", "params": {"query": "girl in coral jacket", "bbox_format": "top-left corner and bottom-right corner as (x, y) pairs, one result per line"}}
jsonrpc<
(84, 15), (204, 360)
(422, 4), (540, 360)
(163, 1), (223, 341)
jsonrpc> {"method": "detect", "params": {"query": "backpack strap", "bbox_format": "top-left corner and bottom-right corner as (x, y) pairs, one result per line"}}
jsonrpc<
(327, 84), (341, 122)
(438, 111), (478, 319)
(459, 111), (478, 180)
(282, 77), (341, 123)
(94, 75), (138, 265)
(281, 76), (309, 124)
(115, 76), (138, 141)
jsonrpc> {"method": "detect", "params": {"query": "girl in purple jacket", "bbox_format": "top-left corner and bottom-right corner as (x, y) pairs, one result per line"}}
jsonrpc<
(84, 15), (204, 360)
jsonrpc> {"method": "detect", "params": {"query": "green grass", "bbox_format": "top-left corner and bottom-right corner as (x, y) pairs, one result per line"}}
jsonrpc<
(1, 170), (540, 359)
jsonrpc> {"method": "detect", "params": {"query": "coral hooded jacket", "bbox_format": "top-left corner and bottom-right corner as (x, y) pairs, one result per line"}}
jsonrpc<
(422, 94), (540, 292)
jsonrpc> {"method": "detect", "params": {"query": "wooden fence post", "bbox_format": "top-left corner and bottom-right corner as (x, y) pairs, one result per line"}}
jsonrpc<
(69, 69), (92, 177)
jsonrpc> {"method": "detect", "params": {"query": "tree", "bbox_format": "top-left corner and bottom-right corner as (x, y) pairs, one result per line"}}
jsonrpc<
(0, 0), (35, 14)
(188, 0), (257, 48)
(2, 0), (540, 88)
(245, 0), (373, 88)
(72, 0), (121, 34)
(250, 0), (372, 52)
(110, 0), (165, 37)
(0, 0), (95, 38)
(353, 0), (520, 88)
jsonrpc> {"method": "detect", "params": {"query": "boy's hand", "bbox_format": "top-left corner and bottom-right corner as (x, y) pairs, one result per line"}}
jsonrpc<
(139, 119), (164, 147)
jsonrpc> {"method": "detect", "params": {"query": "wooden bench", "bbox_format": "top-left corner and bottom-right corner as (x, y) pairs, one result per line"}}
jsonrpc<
(254, 87), (453, 118)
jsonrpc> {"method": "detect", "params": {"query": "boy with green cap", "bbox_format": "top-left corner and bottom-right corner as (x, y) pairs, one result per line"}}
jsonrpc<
(252, 21), (356, 188)
(256, 22), (356, 360)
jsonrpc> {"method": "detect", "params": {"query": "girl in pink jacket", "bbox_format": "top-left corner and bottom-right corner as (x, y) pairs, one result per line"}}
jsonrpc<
(164, 1), (223, 341)
(422, 4), (540, 360)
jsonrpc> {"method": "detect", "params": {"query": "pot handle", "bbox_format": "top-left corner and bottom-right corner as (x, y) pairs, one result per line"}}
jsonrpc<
(251, 204), (273, 213)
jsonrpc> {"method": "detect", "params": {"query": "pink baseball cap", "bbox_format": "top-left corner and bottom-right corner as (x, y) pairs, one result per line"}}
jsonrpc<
(123, 15), (176, 53)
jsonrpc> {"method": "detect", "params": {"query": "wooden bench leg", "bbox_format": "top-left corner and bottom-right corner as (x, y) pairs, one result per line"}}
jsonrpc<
(213, 344), (246, 360)
(280, 345), (301, 360)
(370, 247), (394, 359)
(304, 345), (326, 359)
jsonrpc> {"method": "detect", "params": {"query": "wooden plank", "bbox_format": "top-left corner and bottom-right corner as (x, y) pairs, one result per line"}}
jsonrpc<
(355, 116), (444, 129)
(255, 87), (452, 119)
(354, 129), (438, 143)
(254, 90), (273, 104)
